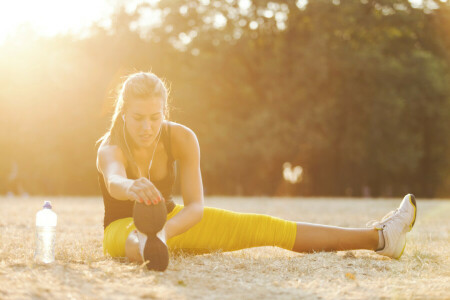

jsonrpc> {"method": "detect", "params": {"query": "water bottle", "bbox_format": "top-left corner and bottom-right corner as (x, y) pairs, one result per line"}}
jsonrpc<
(34, 201), (57, 264)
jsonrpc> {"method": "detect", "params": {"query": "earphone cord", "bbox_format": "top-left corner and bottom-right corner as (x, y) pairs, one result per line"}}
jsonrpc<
(123, 120), (163, 180)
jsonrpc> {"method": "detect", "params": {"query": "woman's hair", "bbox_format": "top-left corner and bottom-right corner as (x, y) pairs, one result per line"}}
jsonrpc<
(96, 72), (170, 177)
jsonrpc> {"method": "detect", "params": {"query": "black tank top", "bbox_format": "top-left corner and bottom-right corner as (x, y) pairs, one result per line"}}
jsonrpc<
(98, 122), (176, 229)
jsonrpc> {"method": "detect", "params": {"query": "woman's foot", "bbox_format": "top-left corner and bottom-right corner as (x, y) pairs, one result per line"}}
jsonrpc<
(133, 201), (169, 271)
(135, 228), (169, 271)
(367, 194), (417, 259)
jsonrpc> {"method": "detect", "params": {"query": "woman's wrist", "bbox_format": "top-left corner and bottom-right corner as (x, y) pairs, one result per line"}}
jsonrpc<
(108, 175), (135, 201)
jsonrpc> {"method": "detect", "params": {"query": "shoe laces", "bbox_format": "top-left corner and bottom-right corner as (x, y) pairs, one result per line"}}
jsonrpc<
(366, 208), (403, 230)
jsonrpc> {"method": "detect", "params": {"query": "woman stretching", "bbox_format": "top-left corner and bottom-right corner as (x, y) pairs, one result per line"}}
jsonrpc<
(96, 72), (417, 271)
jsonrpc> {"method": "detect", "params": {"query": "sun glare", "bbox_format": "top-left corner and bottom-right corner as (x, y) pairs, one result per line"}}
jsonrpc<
(0, 0), (114, 43)
(0, 0), (443, 45)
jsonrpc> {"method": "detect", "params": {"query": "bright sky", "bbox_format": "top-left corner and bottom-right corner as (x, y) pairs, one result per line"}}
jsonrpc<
(0, 0), (134, 43)
(0, 0), (442, 44)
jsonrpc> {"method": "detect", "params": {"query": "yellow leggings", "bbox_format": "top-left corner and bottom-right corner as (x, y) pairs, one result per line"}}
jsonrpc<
(103, 205), (297, 257)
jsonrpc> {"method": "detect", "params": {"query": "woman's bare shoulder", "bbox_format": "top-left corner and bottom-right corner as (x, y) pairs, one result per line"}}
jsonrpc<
(168, 121), (199, 160)
(168, 121), (197, 139)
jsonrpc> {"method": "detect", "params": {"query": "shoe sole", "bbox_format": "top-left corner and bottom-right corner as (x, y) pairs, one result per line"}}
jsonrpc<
(408, 194), (417, 231)
(133, 201), (167, 235)
(133, 201), (169, 271)
(143, 235), (169, 271)
(397, 194), (417, 259)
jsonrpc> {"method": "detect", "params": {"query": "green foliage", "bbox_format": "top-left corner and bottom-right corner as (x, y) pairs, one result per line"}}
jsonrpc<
(0, 0), (449, 197)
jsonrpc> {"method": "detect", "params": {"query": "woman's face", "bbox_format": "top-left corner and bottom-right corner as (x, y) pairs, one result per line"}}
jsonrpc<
(123, 98), (164, 150)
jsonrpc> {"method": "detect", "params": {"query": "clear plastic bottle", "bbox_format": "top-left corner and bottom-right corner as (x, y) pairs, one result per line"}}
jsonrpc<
(34, 201), (57, 264)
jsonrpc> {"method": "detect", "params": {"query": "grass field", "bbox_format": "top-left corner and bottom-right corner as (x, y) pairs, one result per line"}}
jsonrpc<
(0, 196), (449, 299)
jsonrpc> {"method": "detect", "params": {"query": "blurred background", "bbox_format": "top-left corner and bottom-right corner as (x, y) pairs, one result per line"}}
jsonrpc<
(0, 0), (449, 198)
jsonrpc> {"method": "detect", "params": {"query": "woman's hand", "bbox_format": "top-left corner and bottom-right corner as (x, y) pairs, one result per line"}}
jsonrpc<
(126, 177), (164, 205)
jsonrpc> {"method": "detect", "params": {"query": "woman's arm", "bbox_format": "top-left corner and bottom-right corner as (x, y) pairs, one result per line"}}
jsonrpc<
(164, 124), (204, 240)
(97, 144), (162, 205)
(97, 144), (134, 200)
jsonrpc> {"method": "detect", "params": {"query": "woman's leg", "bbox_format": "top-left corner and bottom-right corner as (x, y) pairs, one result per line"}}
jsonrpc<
(120, 194), (416, 262)
(294, 194), (417, 258)
(165, 206), (379, 253)
(102, 222), (151, 264)
(123, 218), (379, 260)
(165, 205), (297, 253)
(103, 217), (138, 259)
(292, 223), (379, 253)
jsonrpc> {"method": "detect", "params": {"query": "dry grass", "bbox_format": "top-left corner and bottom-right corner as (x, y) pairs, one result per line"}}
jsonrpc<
(0, 196), (449, 300)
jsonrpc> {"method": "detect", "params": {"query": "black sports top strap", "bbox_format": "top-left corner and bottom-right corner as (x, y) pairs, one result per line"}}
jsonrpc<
(163, 122), (174, 162)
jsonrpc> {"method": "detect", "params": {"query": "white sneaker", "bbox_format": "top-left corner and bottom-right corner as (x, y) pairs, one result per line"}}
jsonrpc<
(135, 228), (167, 261)
(367, 194), (417, 259)
(136, 230), (147, 260)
